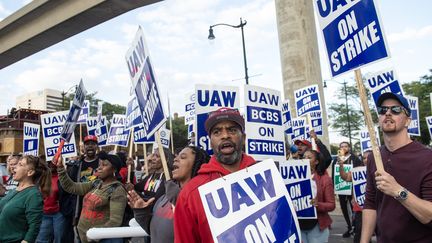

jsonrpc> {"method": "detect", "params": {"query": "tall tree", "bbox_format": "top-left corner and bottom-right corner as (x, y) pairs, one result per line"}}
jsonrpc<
(58, 91), (126, 121)
(166, 114), (189, 151)
(402, 69), (432, 145)
(327, 82), (377, 148)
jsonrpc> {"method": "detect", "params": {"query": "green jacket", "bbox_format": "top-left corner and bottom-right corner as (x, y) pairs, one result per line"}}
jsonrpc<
(0, 186), (43, 243)
(58, 167), (127, 243)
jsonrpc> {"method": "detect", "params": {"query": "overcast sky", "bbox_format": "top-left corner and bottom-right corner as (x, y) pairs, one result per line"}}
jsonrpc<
(1, 0), (431, 143)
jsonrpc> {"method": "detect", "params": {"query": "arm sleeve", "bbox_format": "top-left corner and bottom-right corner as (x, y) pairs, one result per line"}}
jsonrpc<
(352, 154), (363, 167)
(421, 167), (432, 228)
(317, 140), (332, 172)
(24, 191), (43, 242)
(363, 156), (377, 210)
(133, 206), (153, 233)
(58, 167), (93, 196)
(421, 166), (432, 202)
(317, 176), (336, 213)
(174, 192), (199, 243)
(103, 187), (127, 227)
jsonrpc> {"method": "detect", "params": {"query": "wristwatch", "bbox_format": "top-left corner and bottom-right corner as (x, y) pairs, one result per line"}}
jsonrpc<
(394, 187), (408, 201)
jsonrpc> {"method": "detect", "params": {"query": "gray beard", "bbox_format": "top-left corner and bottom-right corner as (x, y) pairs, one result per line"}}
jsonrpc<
(215, 139), (243, 165)
(216, 150), (242, 165)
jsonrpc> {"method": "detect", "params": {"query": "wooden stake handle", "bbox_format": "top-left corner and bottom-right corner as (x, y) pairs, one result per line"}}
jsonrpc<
(143, 144), (148, 176)
(354, 69), (384, 172)
(156, 130), (171, 180)
(127, 132), (134, 183)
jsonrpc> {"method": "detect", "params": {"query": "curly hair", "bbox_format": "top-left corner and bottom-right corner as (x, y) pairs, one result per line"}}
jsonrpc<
(184, 145), (210, 178)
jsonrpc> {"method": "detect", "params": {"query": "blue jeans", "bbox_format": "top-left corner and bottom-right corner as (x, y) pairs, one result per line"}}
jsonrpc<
(36, 212), (66, 243)
(301, 224), (330, 243)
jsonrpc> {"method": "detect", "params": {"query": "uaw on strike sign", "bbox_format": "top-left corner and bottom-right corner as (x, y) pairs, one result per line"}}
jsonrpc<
(313, 0), (390, 77)
(199, 160), (300, 243)
(245, 85), (285, 164)
(126, 26), (166, 138)
(41, 111), (77, 161)
(280, 159), (317, 219)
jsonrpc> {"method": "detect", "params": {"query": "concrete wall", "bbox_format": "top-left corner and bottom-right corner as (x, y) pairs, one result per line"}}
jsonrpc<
(275, 0), (329, 146)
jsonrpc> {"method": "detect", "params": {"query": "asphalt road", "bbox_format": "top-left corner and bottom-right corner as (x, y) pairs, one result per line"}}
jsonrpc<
(328, 214), (376, 243)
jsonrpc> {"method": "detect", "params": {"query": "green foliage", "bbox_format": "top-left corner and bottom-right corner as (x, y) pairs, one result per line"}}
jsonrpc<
(402, 69), (432, 145)
(327, 82), (377, 146)
(330, 144), (339, 155)
(166, 115), (189, 151)
(58, 91), (125, 121)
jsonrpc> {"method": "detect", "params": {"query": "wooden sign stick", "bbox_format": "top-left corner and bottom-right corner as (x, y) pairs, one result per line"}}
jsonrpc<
(127, 132), (134, 183)
(143, 144), (148, 176)
(156, 130), (171, 180)
(354, 69), (384, 172)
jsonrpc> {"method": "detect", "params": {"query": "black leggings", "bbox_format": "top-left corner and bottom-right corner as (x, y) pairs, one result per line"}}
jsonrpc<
(338, 194), (353, 230)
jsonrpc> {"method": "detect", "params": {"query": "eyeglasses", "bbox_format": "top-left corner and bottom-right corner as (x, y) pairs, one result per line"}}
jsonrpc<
(377, 106), (407, 115)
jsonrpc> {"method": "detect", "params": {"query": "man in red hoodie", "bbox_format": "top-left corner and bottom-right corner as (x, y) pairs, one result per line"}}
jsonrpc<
(174, 108), (255, 243)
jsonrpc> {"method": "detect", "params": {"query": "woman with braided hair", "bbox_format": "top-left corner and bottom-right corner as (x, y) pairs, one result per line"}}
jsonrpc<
(128, 145), (210, 243)
(0, 155), (52, 243)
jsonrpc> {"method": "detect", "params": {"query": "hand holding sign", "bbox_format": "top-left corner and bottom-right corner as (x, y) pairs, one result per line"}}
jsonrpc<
(374, 170), (401, 197)
(53, 154), (65, 169)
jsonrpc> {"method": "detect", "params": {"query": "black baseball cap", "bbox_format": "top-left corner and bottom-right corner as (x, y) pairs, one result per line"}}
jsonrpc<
(98, 151), (122, 172)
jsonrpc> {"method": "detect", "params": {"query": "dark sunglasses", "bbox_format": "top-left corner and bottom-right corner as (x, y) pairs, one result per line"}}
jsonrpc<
(377, 106), (407, 115)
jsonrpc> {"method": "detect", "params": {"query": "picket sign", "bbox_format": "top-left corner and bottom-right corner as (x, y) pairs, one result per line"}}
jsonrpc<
(244, 85), (286, 164)
(426, 116), (432, 139)
(352, 166), (367, 207)
(406, 96), (420, 136)
(279, 159), (317, 219)
(313, 0), (388, 172)
(359, 127), (380, 154)
(41, 111), (78, 161)
(126, 26), (166, 139)
(155, 130), (171, 180)
(198, 159), (301, 243)
(334, 164), (353, 195)
(194, 84), (240, 155)
(23, 122), (40, 156)
(53, 80), (87, 164)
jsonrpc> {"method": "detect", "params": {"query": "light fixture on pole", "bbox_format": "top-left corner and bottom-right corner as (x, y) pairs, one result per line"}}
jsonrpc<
(208, 18), (249, 85)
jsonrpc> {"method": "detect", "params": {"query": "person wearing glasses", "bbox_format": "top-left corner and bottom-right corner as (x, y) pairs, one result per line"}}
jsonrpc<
(361, 92), (432, 242)
(173, 108), (256, 243)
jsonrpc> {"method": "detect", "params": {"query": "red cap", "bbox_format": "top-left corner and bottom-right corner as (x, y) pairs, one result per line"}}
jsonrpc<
(294, 139), (312, 148)
(205, 108), (244, 134)
(84, 135), (98, 144)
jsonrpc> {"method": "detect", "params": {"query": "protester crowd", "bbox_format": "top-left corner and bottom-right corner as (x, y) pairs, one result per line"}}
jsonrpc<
(0, 92), (432, 243)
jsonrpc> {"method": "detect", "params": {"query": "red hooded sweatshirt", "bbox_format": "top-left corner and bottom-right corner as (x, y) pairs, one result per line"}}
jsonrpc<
(174, 153), (255, 243)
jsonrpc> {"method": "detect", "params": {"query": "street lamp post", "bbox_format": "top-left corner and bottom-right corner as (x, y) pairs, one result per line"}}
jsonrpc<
(62, 85), (77, 110)
(324, 80), (352, 146)
(342, 81), (352, 146)
(208, 18), (249, 85)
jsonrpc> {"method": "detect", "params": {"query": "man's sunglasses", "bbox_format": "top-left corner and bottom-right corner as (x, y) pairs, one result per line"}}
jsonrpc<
(377, 106), (408, 115)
